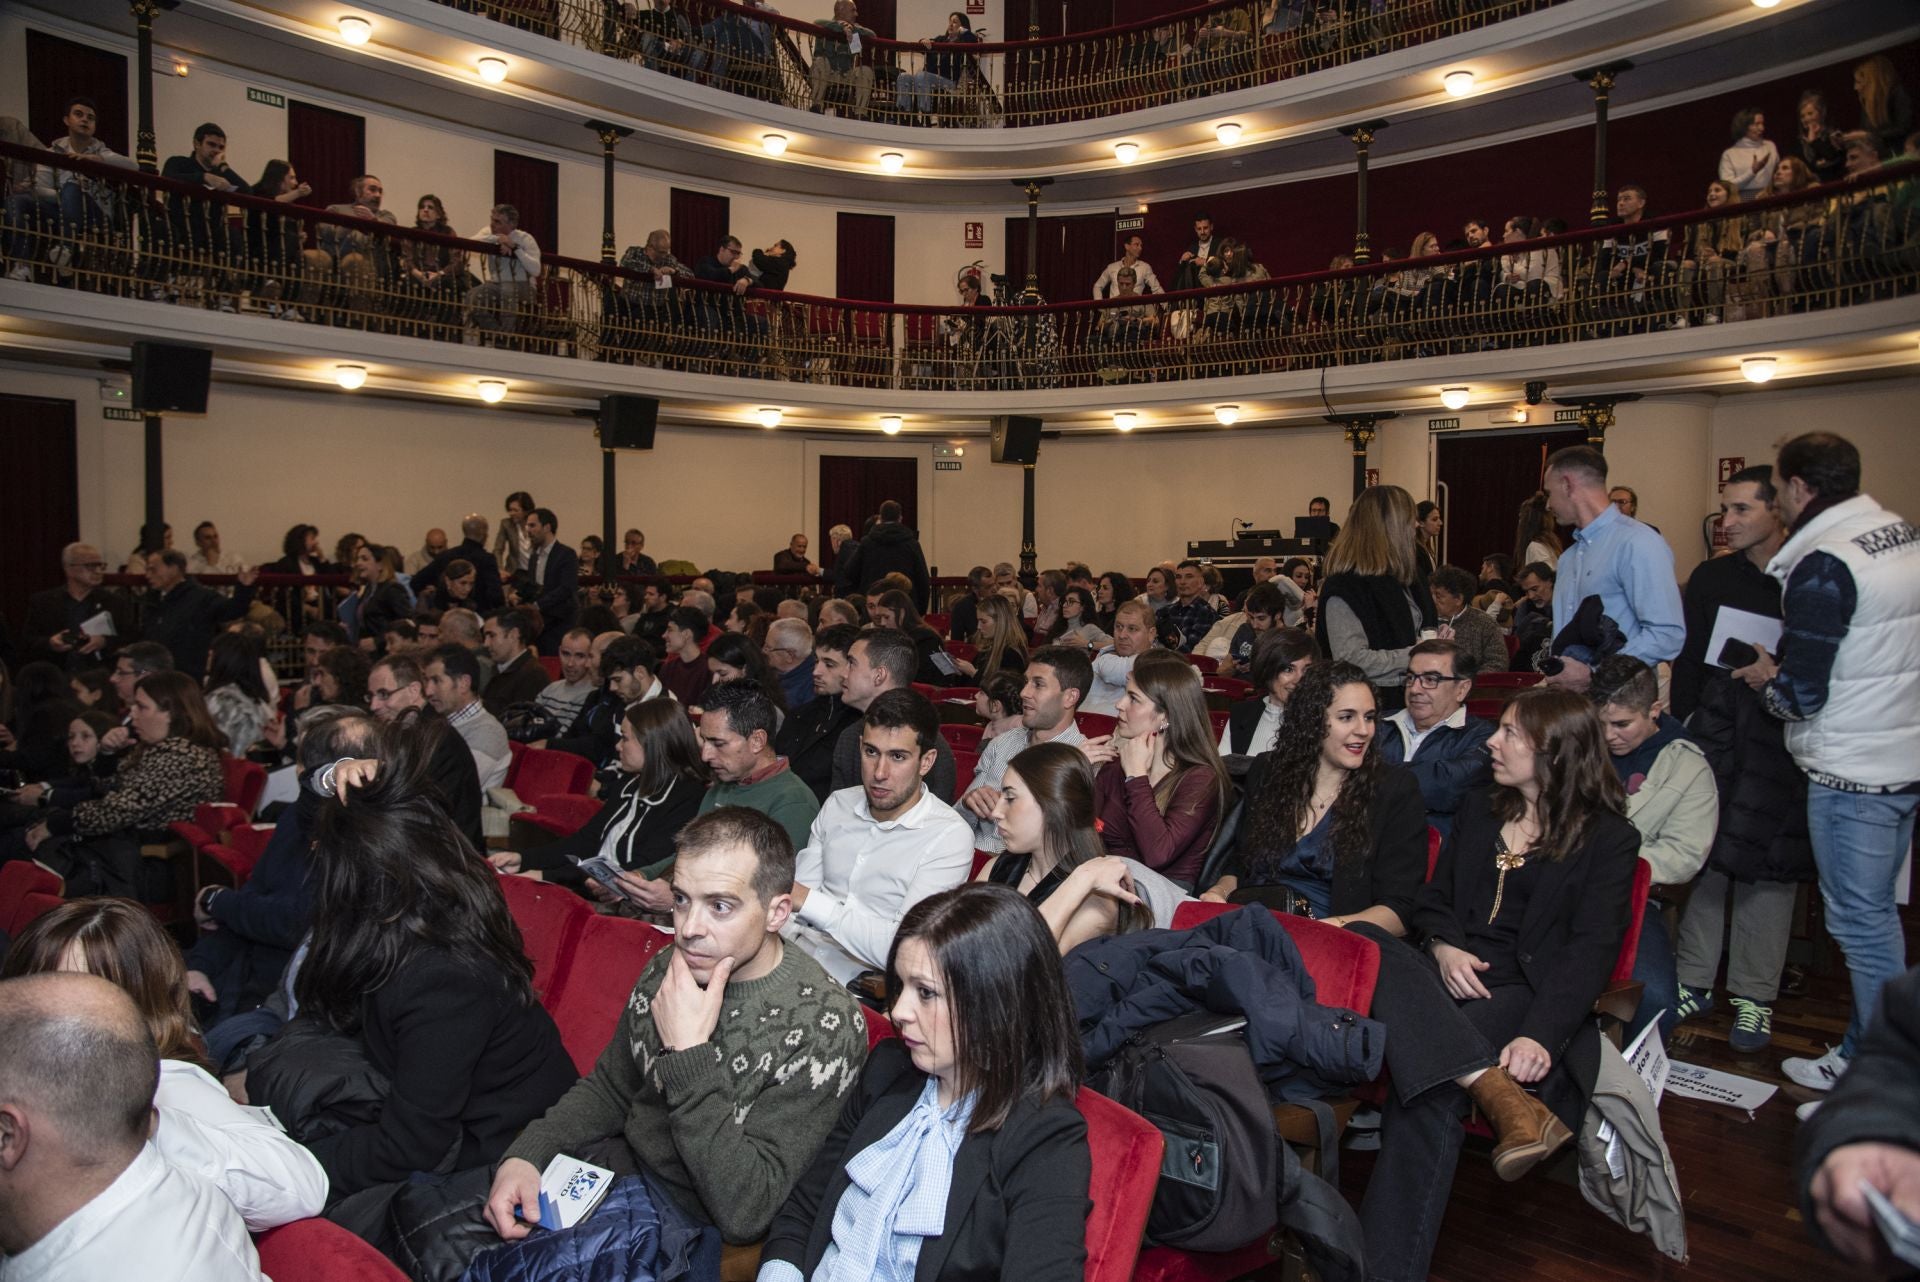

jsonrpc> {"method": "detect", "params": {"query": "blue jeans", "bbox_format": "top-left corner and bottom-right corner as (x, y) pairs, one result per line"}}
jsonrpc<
(7, 185), (98, 260)
(895, 69), (957, 114)
(1807, 783), (1917, 1056)
(1628, 898), (1678, 1045)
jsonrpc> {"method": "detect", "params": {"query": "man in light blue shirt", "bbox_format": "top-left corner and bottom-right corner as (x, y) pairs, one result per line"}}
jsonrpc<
(1543, 444), (1685, 690)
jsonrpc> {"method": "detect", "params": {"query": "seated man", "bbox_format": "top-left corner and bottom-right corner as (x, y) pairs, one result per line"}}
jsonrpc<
(467, 203), (541, 339)
(1378, 640), (1493, 839)
(1161, 559), (1220, 654)
(763, 617), (816, 713)
(787, 689), (973, 982)
(1201, 581), (1284, 677)
(549, 635), (664, 768)
(0, 972), (263, 1280)
(6, 97), (134, 285)
(535, 627), (600, 730)
(1429, 565), (1509, 675)
(437, 607), (495, 693)
(483, 808), (869, 1247)
(1591, 655), (1720, 1045)
(695, 680), (822, 852)
(943, 565), (995, 641)
(304, 173), (396, 313)
(828, 628), (958, 802)
(367, 655), (484, 846)
(1511, 560), (1556, 666)
(481, 607), (548, 716)
(657, 605), (716, 706)
(809, 0), (876, 117)
(774, 623), (862, 801)
(1085, 600), (1156, 714)
(959, 647), (1093, 852)
(423, 643), (511, 790)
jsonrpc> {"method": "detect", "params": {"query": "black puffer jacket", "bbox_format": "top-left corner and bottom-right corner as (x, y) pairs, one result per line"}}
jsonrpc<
(1688, 672), (1814, 883)
(841, 522), (930, 611)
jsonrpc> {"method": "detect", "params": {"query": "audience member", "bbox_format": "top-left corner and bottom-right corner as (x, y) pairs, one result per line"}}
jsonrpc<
(1157, 559), (1220, 654)
(202, 630), (275, 757)
(307, 174), (395, 313)
(893, 10), (982, 120)
(694, 679), (821, 853)
(762, 617), (817, 713)
(774, 623), (862, 802)
(412, 513), (506, 613)
(535, 626), (599, 727)
(423, 643), (510, 788)
(1378, 639), (1494, 837)
(809, 0), (877, 116)
(829, 629), (959, 801)
(493, 491), (536, 577)
(550, 635), (663, 768)
(185, 521), (242, 577)
(1719, 107), (1780, 199)
(942, 566), (994, 640)
(1428, 565), (1508, 675)
(6, 97), (134, 284)
(1093, 653), (1229, 884)
(1052, 586), (1111, 652)
(960, 647), (1092, 852)
(480, 607), (547, 715)
(708, 631), (788, 719)
(838, 500), (929, 608)
(772, 532), (816, 575)
(952, 593), (1027, 685)
(1093, 232), (1164, 298)
(1219, 627), (1318, 757)
(658, 605), (717, 705)
(23, 542), (133, 672)
(1796, 88), (1848, 183)
(142, 549), (258, 678)
(1511, 561), (1556, 667)
(307, 645), (371, 711)
(520, 507), (578, 654)
(341, 543), (412, 650)
(1317, 485), (1436, 713)
(160, 122), (249, 272)
(1085, 599), (1156, 714)
(108, 639), (175, 711)
(466, 203), (540, 337)
(1514, 491), (1564, 571)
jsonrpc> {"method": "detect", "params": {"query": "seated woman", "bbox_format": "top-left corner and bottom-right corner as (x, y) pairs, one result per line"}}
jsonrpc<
(1051, 587), (1112, 653)
(2, 898), (328, 1230)
(490, 698), (708, 910)
(757, 881), (1091, 1282)
(1218, 627), (1319, 757)
(253, 720), (578, 1236)
(873, 589), (956, 687)
(10, 671), (225, 898)
(980, 741), (1188, 953)
(950, 593), (1028, 684)
(1094, 653), (1229, 885)
(1201, 659), (1426, 927)
(1353, 689), (1641, 1282)
(203, 631), (276, 757)
(708, 630), (788, 720)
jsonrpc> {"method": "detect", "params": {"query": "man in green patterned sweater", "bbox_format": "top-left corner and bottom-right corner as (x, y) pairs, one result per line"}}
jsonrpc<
(483, 807), (868, 1245)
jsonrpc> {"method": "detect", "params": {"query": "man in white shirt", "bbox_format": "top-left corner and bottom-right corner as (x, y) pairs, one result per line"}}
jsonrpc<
(536, 627), (600, 728)
(959, 647), (1094, 852)
(0, 973), (264, 1281)
(423, 643), (511, 790)
(787, 689), (973, 983)
(185, 521), (242, 576)
(1085, 600), (1157, 714)
(1092, 234), (1164, 299)
(467, 202), (542, 338)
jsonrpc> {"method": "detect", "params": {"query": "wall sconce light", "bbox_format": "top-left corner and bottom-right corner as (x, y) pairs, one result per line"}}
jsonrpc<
(756, 407), (783, 428)
(337, 16), (371, 44)
(1440, 386), (1471, 410)
(476, 56), (508, 83)
(1113, 411), (1137, 431)
(1214, 405), (1240, 425)
(761, 133), (788, 155)
(1113, 141), (1140, 165)
(1741, 357), (1778, 383)
(880, 415), (902, 435)
(333, 363), (367, 390)
(476, 379), (507, 403)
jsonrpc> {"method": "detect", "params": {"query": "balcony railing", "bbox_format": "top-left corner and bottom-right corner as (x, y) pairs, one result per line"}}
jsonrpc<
(5, 142), (1916, 393)
(434, 0), (1565, 128)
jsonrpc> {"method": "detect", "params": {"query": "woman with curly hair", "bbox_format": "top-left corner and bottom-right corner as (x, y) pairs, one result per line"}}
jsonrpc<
(1200, 659), (1425, 927)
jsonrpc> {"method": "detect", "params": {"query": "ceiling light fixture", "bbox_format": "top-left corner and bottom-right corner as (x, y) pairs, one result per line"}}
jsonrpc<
(879, 151), (904, 173)
(1113, 411), (1137, 432)
(755, 407), (783, 428)
(332, 363), (367, 390)
(1444, 70), (1475, 96)
(476, 56), (508, 83)
(337, 15), (371, 44)
(1215, 122), (1243, 145)
(476, 378), (508, 403)
(1214, 404), (1240, 425)
(1751, 0), (1781, 8)
(1741, 356), (1778, 384)
(1113, 141), (1140, 165)
(761, 132), (788, 155)
(880, 415), (902, 435)
(1440, 386), (1471, 410)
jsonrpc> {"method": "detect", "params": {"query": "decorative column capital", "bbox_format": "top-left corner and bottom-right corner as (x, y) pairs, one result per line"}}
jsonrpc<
(1573, 60), (1633, 99)
(1337, 119), (1389, 151)
(585, 120), (634, 152)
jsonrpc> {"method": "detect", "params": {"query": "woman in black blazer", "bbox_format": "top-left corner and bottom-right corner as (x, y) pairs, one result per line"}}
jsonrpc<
(1219, 627), (1319, 758)
(1201, 660), (1428, 931)
(757, 883), (1091, 1282)
(1354, 688), (1641, 1282)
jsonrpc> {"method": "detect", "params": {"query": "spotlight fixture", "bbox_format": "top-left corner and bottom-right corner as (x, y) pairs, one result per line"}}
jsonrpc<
(337, 15), (371, 44)
(1741, 356), (1778, 384)
(1440, 386), (1471, 410)
(1214, 404), (1240, 425)
(1443, 70), (1475, 97)
(1113, 141), (1140, 165)
(760, 132), (788, 155)
(1113, 411), (1137, 432)
(332, 363), (367, 390)
(953, 446), (965, 457)
(879, 151), (904, 173)
(476, 56), (508, 83)
(476, 378), (508, 403)
(1215, 122), (1243, 145)
(755, 407), (783, 428)
(880, 415), (902, 435)
(173, 60), (190, 77)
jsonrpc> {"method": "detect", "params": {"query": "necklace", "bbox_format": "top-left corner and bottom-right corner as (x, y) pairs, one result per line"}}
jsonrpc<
(1488, 830), (1534, 924)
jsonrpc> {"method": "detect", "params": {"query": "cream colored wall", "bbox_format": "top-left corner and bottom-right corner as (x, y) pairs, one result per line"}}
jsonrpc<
(1709, 378), (1920, 519)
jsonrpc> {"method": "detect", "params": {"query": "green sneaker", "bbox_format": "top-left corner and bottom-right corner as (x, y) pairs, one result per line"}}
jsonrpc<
(1674, 984), (1714, 1024)
(1727, 997), (1774, 1053)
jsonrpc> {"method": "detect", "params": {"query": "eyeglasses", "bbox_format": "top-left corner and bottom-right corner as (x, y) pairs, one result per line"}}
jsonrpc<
(1403, 671), (1468, 689)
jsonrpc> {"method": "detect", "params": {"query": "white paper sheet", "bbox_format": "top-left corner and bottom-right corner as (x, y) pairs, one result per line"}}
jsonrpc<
(79, 610), (117, 638)
(1704, 606), (1783, 669)
(257, 765), (300, 814)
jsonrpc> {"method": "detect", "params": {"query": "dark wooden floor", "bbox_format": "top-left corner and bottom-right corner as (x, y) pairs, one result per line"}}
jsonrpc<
(1336, 910), (1919, 1282)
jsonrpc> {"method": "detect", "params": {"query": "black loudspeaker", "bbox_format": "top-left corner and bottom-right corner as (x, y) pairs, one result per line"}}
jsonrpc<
(129, 341), (212, 414)
(599, 394), (659, 450)
(991, 414), (1042, 464)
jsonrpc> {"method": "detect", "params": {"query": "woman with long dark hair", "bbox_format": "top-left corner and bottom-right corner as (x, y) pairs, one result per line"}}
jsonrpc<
(3, 899), (328, 1229)
(342, 542), (413, 650)
(1201, 660), (1426, 930)
(1352, 688), (1639, 1281)
(1093, 571), (1133, 635)
(204, 630), (275, 756)
(403, 192), (465, 336)
(707, 630), (788, 715)
(759, 882), (1091, 1282)
(274, 718), (576, 1225)
(1052, 587), (1111, 652)
(491, 698), (708, 908)
(1512, 491), (1563, 572)
(1094, 652), (1230, 884)
(1317, 485), (1436, 714)
(247, 157), (313, 319)
(1218, 626), (1318, 756)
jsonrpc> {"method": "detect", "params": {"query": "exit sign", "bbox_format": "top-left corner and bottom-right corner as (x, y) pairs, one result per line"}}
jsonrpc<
(1553, 408), (1582, 423)
(247, 87), (286, 109)
(1427, 417), (1460, 432)
(103, 407), (142, 421)
(1114, 216), (1144, 231)
(934, 460), (962, 472)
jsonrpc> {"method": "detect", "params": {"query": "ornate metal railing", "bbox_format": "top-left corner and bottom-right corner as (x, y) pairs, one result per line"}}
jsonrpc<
(4, 142), (1916, 391)
(434, 0), (1566, 128)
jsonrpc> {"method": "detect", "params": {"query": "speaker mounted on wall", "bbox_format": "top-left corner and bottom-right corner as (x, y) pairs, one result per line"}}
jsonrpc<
(991, 414), (1042, 465)
(598, 394), (659, 450)
(129, 341), (213, 415)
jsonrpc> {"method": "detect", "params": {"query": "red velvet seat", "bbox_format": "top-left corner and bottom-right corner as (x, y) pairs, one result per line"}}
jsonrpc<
(516, 794), (606, 839)
(911, 682), (939, 701)
(538, 654), (563, 681)
(952, 747), (980, 796)
(512, 747), (595, 799)
(504, 738), (530, 788)
(1206, 709), (1232, 738)
(0, 861), (62, 933)
(221, 755), (268, 815)
(922, 611), (950, 635)
(547, 913), (673, 1073)
(970, 848), (996, 877)
(1200, 675), (1253, 701)
(1471, 671), (1541, 689)
(1184, 654), (1218, 674)
(497, 873), (592, 1008)
(939, 723), (984, 752)
(197, 801), (252, 844)
(255, 1218), (408, 1281)
(1077, 712), (1118, 739)
(9, 891), (64, 935)
(944, 640), (978, 662)
(1465, 698), (1505, 723)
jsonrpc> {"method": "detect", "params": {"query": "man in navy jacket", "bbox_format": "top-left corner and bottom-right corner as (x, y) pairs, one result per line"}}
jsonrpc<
(522, 507), (579, 654)
(1378, 639), (1493, 839)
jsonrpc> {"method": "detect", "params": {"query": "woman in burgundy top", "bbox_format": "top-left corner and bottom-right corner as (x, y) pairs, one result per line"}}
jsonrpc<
(1092, 651), (1230, 885)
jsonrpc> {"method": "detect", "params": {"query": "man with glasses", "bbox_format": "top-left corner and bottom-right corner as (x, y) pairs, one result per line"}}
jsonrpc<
(762, 617), (817, 713)
(366, 653), (484, 847)
(23, 543), (134, 672)
(1378, 639), (1492, 838)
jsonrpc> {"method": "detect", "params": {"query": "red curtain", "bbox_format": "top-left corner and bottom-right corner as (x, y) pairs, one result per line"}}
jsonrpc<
(26, 30), (129, 157)
(1003, 212), (1117, 303)
(494, 150), (560, 256)
(0, 394), (80, 627)
(286, 101), (365, 209)
(670, 189), (730, 266)
(1435, 427), (1584, 572)
(836, 213), (895, 302)
(858, 0), (896, 39)
(819, 456), (918, 568)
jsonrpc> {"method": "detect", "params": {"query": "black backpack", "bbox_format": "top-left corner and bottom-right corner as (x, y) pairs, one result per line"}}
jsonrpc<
(1088, 1011), (1365, 1282)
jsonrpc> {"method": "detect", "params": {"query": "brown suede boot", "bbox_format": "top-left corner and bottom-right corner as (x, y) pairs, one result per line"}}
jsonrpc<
(1467, 1067), (1573, 1181)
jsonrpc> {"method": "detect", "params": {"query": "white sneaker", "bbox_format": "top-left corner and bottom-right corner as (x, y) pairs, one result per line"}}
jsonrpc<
(1795, 1099), (1823, 1122)
(279, 307), (306, 323)
(1782, 1045), (1849, 1092)
(7, 263), (31, 282)
(46, 244), (73, 280)
(1667, 316), (1690, 329)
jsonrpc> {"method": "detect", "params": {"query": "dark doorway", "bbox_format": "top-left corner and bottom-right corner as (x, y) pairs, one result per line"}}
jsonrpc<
(0, 395), (81, 632)
(1435, 426), (1584, 575)
(286, 101), (366, 210)
(819, 455), (918, 585)
(26, 30), (129, 157)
